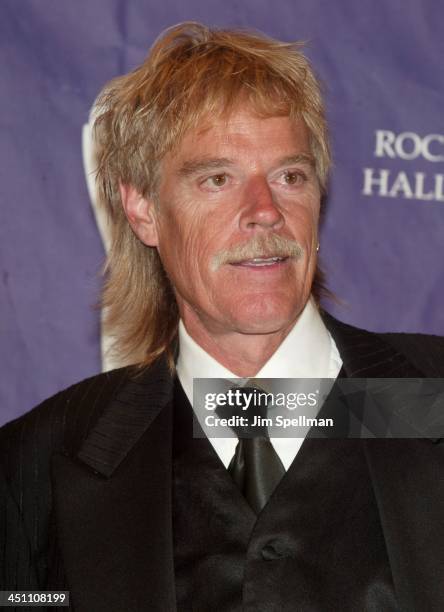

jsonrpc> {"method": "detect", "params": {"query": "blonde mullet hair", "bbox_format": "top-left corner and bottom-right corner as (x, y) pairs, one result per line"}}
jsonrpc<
(94, 22), (331, 368)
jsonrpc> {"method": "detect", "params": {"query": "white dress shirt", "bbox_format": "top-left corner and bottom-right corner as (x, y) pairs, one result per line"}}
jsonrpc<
(176, 298), (342, 470)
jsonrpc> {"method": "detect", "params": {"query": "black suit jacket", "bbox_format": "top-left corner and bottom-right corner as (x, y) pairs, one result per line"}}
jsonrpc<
(1, 314), (444, 611)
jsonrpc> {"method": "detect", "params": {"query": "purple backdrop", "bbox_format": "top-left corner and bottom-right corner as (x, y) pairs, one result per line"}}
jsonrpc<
(1, 0), (443, 425)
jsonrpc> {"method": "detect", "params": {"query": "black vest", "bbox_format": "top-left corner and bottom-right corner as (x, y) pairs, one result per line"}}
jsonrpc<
(172, 379), (399, 611)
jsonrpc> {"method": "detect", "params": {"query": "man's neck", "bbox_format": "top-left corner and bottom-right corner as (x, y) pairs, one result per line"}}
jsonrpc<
(180, 309), (305, 377)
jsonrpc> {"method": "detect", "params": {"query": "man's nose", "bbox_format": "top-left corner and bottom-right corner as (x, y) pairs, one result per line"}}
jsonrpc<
(239, 177), (284, 231)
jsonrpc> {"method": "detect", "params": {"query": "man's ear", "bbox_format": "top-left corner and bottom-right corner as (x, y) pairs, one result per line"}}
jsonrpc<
(119, 183), (159, 247)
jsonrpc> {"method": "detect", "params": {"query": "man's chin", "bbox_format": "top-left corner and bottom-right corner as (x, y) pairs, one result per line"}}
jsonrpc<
(228, 307), (303, 336)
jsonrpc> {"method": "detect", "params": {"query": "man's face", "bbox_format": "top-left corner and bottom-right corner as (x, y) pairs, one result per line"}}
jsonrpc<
(150, 108), (321, 339)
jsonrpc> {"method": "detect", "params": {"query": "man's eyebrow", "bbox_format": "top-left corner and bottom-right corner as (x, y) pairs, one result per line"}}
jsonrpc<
(276, 153), (316, 167)
(177, 153), (315, 177)
(178, 157), (235, 177)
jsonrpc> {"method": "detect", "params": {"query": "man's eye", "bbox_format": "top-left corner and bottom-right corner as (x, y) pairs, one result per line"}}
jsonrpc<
(283, 171), (305, 185)
(209, 174), (227, 187)
(199, 173), (230, 192)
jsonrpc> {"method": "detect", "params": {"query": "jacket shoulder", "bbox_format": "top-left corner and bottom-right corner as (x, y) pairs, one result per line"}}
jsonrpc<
(0, 366), (155, 589)
(322, 310), (444, 377)
(378, 330), (444, 377)
(0, 367), (134, 473)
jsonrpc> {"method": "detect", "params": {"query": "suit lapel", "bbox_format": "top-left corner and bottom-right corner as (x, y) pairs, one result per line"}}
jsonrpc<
(322, 311), (424, 378)
(52, 358), (177, 612)
(76, 358), (174, 476)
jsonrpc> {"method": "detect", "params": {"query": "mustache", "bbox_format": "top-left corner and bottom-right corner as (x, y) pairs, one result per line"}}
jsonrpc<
(211, 234), (304, 270)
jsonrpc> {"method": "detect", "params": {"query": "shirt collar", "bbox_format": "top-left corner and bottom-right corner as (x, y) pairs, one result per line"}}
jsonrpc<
(176, 297), (340, 402)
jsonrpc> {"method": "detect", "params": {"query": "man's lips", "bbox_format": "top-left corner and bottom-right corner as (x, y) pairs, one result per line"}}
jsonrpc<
(230, 256), (289, 267)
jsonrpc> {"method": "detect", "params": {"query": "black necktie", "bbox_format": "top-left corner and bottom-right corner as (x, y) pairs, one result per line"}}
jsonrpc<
(225, 385), (285, 514)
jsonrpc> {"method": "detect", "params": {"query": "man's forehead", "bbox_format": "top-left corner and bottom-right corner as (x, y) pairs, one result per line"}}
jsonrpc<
(165, 110), (312, 167)
(191, 109), (307, 139)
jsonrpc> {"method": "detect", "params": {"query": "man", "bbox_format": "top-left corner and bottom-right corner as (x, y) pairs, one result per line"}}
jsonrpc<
(1, 22), (444, 612)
